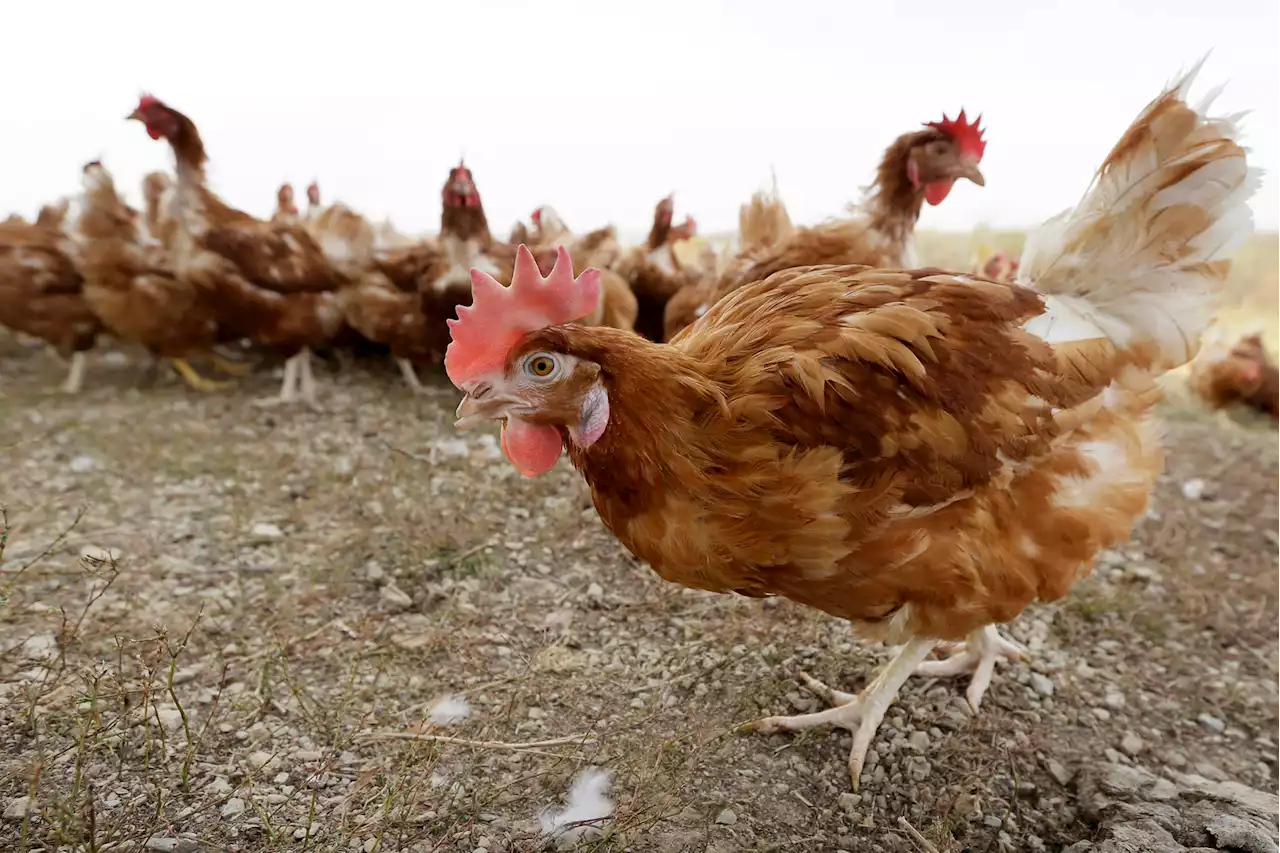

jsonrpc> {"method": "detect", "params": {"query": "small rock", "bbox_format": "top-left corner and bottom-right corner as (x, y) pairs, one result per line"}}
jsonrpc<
(295, 749), (324, 762)
(21, 634), (58, 662)
(1196, 712), (1226, 734)
(1120, 732), (1144, 756)
(154, 708), (184, 731)
(221, 797), (245, 818)
(907, 731), (930, 752)
(364, 561), (385, 583)
(838, 793), (862, 815)
(1029, 673), (1055, 697)
(4, 796), (31, 820)
(206, 777), (233, 796)
(247, 750), (278, 772)
(69, 454), (98, 473)
(585, 582), (604, 604)
(379, 582), (413, 610)
(249, 522), (284, 543)
(1104, 691), (1125, 709)
(714, 808), (737, 826)
(906, 756), (932, 781)
(144, 837), (180, 852)
(1046, 759), (1073, 787)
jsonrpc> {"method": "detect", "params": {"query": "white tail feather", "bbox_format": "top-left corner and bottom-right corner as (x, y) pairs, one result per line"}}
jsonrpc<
(1019, 61), (1261, 370)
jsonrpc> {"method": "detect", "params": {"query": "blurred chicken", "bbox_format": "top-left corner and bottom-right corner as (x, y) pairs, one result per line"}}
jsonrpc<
(343, 271), (447, 392)
(418, 161), (516, 323)
(615, 194), (700, 341)
(142, 171), (178, 251)
(664, 183), (793, 340)
(1190, 332), (1279, 420)
(76, 161), (241, 392)
(303, 180), (377, 276)
(973, 247), (1020, 283)
(272, 183), (300, 225)
(527, 206), (636, 332)
(665, 112), (988, 341)
(0, 217), (99, 392)
(128, 94), (354, 405)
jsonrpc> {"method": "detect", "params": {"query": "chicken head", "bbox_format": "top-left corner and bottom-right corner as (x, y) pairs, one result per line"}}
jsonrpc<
(444, 161), (481, 209)
(906, 110), (987, 205)
(448, 246), (604, 476)
(127, 94), (179, 140)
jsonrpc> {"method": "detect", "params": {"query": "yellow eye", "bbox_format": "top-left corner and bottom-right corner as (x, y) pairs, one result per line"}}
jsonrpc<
(527, 355), (556, 377)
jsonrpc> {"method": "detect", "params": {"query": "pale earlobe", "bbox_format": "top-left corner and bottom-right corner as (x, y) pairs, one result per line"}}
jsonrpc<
(576, 384), (610, 447)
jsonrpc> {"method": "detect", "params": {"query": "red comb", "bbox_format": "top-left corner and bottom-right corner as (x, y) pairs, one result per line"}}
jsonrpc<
(926, 110), (986, 161)
(444, 245), (601, 388)
(137, 93), (164, 111)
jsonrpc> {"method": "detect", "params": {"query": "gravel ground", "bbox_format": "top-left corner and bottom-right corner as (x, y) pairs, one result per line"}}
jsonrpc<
(1, 340), (1276, 853)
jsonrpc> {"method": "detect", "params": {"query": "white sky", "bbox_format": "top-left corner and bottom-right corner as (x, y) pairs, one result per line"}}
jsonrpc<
(5, 1), (1277, 238)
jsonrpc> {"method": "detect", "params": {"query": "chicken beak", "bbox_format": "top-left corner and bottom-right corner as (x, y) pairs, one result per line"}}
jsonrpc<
(454, 391), (527, 431)
(126, 109), (143, 122)
(957, 159), (985, 187)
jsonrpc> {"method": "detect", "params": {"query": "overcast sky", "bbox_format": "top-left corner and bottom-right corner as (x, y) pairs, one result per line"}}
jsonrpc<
(5, 1), (1277, 239)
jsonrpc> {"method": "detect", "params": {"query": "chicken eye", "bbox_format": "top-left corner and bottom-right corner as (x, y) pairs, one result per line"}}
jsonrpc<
(525, 353), (558, 378)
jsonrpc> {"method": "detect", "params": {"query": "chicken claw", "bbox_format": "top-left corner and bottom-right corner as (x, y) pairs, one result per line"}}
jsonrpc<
(171, 358), (234, 393)
(914, 625), (1027, 713)
(209, 352), (252, 377)
(741, 638), (935, 791)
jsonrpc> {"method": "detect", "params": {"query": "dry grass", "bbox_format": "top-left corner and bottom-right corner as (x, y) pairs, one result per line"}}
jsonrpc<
(0, 230), (1276, 852)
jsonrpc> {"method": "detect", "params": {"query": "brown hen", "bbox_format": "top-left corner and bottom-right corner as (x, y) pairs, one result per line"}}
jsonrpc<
(444, 68), (1257, 789)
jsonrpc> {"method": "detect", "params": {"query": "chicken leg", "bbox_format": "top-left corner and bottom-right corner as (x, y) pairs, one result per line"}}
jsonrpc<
(914, 625), (1027, 713)
(742, 638), (935, 790)
(252, 355), (300, 407)
(396, 357), (425, 393)
(171, 358), (235, 393)
(60, 351), (87, 394)
(296, 348), (318, 406)
(209, 352), (252, 377)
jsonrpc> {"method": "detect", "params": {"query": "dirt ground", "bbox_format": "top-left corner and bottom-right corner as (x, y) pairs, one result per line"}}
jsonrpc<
(1, 340), (1276, 853)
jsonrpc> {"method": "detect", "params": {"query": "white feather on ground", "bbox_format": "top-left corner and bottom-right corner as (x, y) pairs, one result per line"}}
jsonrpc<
(538, 767), (614, 848)
(426, 694), (471, 726)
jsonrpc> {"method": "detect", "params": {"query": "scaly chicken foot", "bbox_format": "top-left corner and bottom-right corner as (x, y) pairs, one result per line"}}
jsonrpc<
(914, 625), (1027, 713)
(171, 358), (235, 393)
(59, 351), (87, 394)
(208, 352), (252, 377)
(741, 637), (935, 791)
(251, 355), (300, 407)
(396, 358), (426, 393)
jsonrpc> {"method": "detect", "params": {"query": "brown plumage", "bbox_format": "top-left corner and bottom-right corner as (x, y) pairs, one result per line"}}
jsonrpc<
(272, 183), (299, 225)
(128, 95), (356, 404)
(526, 208), (637, 332)
(0, 218), (99, 392)
(1190, 333), (1279, 420)
(663, 115), (988, 341)
(447, 69), (1256, 789)
(664, 186), (792, 341)
(343, 271), (448, 392)
(142, 171), (178, 251)
(75, 162), (237, 392)
(615, 194), (700, 341)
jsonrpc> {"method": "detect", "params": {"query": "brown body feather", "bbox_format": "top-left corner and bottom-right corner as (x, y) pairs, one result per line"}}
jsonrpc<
(77, 164), (220, 359)
(517, 267), (1161, 641)
(0, 221), (99, 357)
